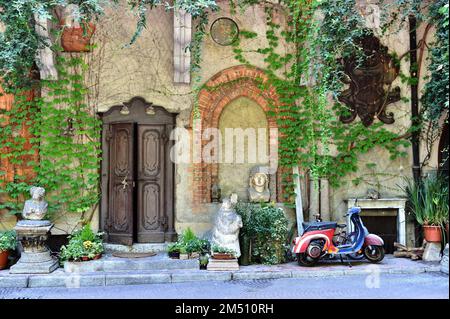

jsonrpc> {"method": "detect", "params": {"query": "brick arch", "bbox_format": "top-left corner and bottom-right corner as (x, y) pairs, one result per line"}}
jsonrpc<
(191, 65), (281, 204)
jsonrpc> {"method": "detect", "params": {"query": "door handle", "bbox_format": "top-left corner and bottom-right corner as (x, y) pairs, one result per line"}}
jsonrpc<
(121, 173), (129, 189)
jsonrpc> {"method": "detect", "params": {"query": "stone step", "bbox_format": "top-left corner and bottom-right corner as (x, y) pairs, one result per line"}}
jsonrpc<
(103, 243), (169, 254)
(64, 253), (198, 273)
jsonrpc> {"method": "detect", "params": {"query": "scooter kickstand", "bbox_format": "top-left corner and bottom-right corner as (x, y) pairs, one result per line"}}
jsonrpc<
(340, 255), (352, 268)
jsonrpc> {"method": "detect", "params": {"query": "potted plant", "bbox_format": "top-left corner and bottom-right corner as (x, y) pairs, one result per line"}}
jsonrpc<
(59, 224), (104, 262)
(179, 246), (189, 260)
(199, 254), (209, 270)
(211, 245), (236, 260)
(0, 230), (17, 270)
(168, 242), (181, 259)
(58, 4), (96, 52)
(402, 174), (449, 243)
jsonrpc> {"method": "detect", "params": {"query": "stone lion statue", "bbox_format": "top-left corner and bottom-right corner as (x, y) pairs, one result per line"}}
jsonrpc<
(211, 195), (243, 257)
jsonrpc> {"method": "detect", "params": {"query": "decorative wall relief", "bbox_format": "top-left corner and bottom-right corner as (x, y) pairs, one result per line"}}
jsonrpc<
(210, 17), (239, 46)
(338, 35), (401, 127)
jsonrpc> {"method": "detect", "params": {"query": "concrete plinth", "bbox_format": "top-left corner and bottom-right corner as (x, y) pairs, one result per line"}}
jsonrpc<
(422, 242), (442, 262)
(9, 220), (58, 274)
(440, 244), (448, 274)
(207, 258), (239, 271)
(10, 251), (59, 274)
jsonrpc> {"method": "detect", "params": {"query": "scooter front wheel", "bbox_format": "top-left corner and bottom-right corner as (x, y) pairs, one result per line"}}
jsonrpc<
(297, 253), (319, 267)
(364, 245), (385, 263)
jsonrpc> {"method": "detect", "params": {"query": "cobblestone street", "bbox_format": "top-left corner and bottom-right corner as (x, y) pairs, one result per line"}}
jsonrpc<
(1, 272), (448, 299)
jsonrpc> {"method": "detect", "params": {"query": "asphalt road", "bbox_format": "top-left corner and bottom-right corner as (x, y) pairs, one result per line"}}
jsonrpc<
(1, 272), (448, 299)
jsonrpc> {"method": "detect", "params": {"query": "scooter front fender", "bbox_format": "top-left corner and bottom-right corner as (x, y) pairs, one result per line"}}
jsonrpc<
(292, 233), (332, 254)
(364, 234), (384, 247)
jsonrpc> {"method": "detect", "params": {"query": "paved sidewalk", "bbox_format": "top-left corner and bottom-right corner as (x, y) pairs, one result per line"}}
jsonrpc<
(2, 273), (448, 299)
(0, 255), (443, 289)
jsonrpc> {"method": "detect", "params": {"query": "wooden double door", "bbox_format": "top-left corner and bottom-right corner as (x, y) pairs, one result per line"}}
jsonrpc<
(100, 98), (176, 245)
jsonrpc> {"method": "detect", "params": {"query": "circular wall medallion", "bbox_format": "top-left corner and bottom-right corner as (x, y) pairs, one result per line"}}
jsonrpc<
(210, 17), (239, 46)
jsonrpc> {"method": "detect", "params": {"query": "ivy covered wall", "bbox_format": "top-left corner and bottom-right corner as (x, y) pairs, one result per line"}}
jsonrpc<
(1, 0), (446, 240)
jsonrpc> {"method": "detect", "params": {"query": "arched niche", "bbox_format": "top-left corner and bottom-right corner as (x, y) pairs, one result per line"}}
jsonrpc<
(218, 97), (269, 199)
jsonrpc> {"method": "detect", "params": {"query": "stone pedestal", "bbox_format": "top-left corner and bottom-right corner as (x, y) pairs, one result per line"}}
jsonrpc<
(422, 242), (442, 262)
(207, 258), (239, 271)
(440, 244), (449, 274)
(10, 220), (58, 274)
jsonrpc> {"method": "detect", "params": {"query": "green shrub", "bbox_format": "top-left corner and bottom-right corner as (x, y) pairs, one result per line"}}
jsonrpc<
(251, 204), (289, 265)
(0, 230), (17, 252)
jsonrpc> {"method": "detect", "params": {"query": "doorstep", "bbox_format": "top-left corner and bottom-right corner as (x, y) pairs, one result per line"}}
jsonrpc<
(0, 255), (443, 288)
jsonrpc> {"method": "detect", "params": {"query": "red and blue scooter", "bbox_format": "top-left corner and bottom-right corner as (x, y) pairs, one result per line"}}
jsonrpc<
(292, 206), (385, 266)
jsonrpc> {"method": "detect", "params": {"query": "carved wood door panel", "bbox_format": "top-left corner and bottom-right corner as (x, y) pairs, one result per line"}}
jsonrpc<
(107, 123), (135, 245)
(136, 124), (167, 243)
(100, 98), (177, 245)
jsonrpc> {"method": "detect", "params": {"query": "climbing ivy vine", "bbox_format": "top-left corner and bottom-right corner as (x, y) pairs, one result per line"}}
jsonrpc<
(227, 0), (435, 204)
(0, 55), (101, 224)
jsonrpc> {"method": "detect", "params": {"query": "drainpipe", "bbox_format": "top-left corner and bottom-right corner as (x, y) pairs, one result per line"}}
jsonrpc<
(409, 15), (421, 182)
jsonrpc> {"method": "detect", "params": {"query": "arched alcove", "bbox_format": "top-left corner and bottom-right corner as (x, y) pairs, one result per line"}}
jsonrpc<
(218, 97), (269, 199)
(192, 65), (282, 204)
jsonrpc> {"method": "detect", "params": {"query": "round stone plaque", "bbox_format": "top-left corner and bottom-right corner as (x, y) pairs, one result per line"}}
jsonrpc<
(210, 17), (239, 46)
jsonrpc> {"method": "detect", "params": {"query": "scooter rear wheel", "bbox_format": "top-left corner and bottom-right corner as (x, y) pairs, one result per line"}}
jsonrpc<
(364, 245), (385, 263)
(297, 253), (319, 267)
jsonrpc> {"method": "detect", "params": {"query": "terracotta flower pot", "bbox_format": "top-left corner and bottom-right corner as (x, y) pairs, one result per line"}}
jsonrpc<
(0, 250), (9, 270)
(93, 254), (102, 260)
(60, 22), (96, 52)
(212, 253), (234, 260)
(168, 251), (180, 259)
(423, 225), (443, 243)
(81, 256), (90, 261)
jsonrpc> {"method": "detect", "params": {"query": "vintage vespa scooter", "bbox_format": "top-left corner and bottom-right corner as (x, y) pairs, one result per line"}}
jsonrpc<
(292, 206), (385, 266)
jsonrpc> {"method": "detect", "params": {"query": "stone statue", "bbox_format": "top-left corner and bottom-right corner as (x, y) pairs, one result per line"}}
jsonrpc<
(211, 196), (243, 258)
(22, 186), (48, 220)
(248, 166), (270, 203)
(11, 186), (58, 274)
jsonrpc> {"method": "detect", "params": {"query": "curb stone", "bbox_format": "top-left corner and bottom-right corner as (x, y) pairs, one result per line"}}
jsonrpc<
(106, 273), (171, 286)
(0, 276), (28, 288)
(171, 271), (232, 283)
(292, 270), (345, 278)
(28, 274), (106, 288)
(232, 271), (292, 280)
(0, 264), (442, 288)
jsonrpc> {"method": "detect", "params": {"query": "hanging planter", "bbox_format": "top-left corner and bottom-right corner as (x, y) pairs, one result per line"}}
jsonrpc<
(59, 5), (96, 52)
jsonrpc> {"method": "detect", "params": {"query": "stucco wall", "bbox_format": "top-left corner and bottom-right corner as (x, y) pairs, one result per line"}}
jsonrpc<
(2, 1), (439, 244)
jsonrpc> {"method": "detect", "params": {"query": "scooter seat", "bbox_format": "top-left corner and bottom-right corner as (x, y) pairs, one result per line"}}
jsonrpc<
(302, 221), (338, 233)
